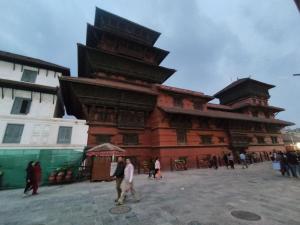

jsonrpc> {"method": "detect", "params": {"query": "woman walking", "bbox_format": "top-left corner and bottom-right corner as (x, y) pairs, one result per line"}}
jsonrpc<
(24, 161), (34, 196)
(32, 161), (41, 195)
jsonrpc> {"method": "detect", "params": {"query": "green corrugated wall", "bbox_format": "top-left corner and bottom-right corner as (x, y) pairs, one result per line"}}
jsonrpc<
(0, 149), (84, 189)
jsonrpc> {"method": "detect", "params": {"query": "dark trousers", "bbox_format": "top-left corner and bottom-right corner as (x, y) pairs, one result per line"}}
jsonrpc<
(229, 160), (235, 169)
(24, 180), (32, 194)
(154, 169), (159, 178)
(116, 177), (123, 199)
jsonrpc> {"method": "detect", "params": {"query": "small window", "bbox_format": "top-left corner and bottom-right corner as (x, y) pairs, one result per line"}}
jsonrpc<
(57, 126), (72, 144)
(201, 135), (212, 144)
(256, 136), (265, 144)
(96, 135), (112, 144)
(176, 129), (187, 144)
(21, 69), (37, 83)
(173, 97), (183, 107)
(193, 101), (203, 110)
(252, 111), (259, 117)
(271, 136), (278, 144)
(218, 137), (225, 143)
(123, 133), (139, 145)
(3, 124), (24, 143)
(11, 97), (31, 115)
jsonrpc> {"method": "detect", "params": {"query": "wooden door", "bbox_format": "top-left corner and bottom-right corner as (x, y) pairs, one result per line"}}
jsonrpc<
(91, 157), (111, 181)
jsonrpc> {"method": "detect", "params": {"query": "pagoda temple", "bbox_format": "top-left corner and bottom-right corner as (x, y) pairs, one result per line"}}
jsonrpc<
(59, 8), (294, 171)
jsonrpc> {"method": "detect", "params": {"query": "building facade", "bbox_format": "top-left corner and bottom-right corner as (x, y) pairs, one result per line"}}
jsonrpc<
(0, 51), (88, 188)
(60, 8), (294, 171)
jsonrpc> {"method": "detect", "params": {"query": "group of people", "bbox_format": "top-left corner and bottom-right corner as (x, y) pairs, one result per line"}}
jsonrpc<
(148, 158), (162, 179)
(112, 157), (139, 205)
(272, 150), (300, 178)
(211, 152), (249, 170)
(24, 161), (41, 196)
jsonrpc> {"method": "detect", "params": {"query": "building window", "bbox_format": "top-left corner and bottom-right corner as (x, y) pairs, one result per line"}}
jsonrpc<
(11, 97), (31, 115)
(123, 133), (139, 145)
(199, 119), (210, 129)
(271, 136), (278, 144)
(252, 111), (259, 117)
(173, 96), (183, 107)
(201, 135), (212, 144)
(96, 134), (112, 144)
(218, 137), (225, 143)
(254, 124), (262, 131)
(256, 136), (265, 144)
(264, 112), (270, 118)
(21, 69), (37, 83)
(2, 124), (24, 143)
(176, 129), (187, 144)
(193, 101), (203, 110)
(57, 126), (72, 144)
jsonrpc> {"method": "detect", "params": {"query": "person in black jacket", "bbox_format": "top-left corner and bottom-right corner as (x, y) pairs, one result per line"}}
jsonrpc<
(287, 151), (298, 178)
(24, 161), (34, 196)
(112, 157), (125, 202)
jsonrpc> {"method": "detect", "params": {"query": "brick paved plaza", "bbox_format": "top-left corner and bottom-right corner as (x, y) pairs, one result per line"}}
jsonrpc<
(0, 163), (300, 225)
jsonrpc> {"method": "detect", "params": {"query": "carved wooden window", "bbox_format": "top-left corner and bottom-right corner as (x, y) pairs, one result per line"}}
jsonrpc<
(123, 133), (139, 145)
(118, 110), (145, 127)
(199, 119), (210, 129)
(264, 112), (270, 118)
(254, 124), (262, 131)
(193, 101), (203, 110)
(173, 96), (183, 107)
(201, 135), (212, 144)
(256, 136), (265, 144)
(218, 137), (225, 143)
(176, 129), (187, 144)
(252, 111), (259, 117)
(271, 136), (278, 144)
(96, 135), (112, 144)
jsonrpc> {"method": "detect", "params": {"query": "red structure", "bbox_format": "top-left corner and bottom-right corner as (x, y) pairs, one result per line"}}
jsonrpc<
(59, 8), (294, 171)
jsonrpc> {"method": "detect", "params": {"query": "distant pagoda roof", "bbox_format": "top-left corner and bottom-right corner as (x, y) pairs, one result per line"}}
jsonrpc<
(214, 78), (275, 98)
(86, 24), (169, 65)
(159, 106), (294, 126)
(94, 7), (160, 46)
(0, 50), (70, 76)
(77, 44), (175, 83)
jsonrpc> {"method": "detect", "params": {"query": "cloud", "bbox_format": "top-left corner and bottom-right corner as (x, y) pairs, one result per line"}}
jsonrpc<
(0, 0), (299, 126)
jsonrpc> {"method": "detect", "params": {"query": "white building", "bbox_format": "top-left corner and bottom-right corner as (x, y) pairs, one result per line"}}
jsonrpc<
(0, 50), (88, 188)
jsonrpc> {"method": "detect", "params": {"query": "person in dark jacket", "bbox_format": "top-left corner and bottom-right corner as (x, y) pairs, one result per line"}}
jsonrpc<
(223, 154), (229, 169)
(286, 151), (298, 178)
(24, 161), (34, 195)
(148, 159), (155, 178)
(212, 156), (218, 169)
(112, 157), (125, 202)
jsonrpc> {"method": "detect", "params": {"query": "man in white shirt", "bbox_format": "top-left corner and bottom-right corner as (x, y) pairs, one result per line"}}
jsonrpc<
(240, 152), (248, 169)
(117, 158), (139, 205)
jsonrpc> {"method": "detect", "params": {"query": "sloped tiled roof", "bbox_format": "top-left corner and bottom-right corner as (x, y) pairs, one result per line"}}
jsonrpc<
(159, 106), (294, 126)
(0, 50), (70, 75)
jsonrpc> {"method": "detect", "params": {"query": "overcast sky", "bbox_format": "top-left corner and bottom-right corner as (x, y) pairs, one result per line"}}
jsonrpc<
(0, 0), (299, 127)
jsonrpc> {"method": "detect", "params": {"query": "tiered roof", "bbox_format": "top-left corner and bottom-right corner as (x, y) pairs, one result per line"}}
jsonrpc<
(78, 8), (175, 83)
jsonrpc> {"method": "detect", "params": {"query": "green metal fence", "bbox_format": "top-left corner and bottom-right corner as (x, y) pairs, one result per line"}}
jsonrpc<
(0, 149), (84, 189)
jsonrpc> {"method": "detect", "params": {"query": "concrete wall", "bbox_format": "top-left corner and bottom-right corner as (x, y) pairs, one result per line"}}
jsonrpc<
(0, 88), (58, 118)
(0, 60), (60, 87)
(0, 115), (88, 148)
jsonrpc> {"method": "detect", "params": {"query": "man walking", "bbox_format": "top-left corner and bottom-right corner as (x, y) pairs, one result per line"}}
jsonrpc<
(112, 157), (125, 202)
(239, 152), (248, 169)
(117, 158), (139, 205)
